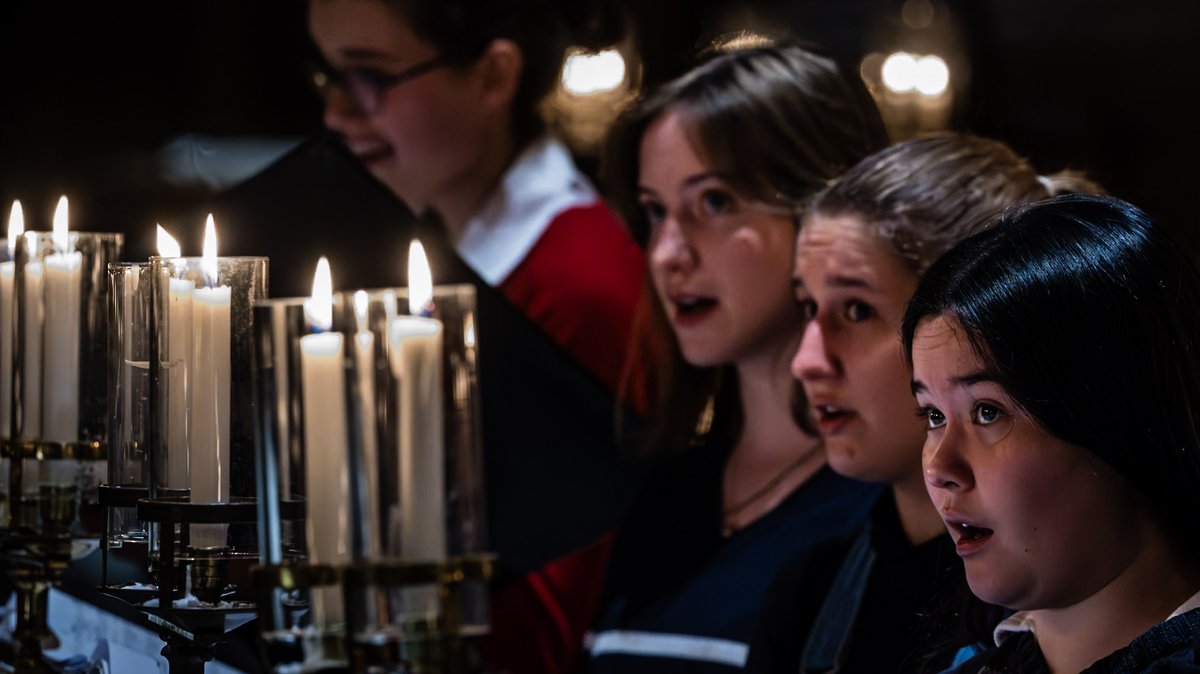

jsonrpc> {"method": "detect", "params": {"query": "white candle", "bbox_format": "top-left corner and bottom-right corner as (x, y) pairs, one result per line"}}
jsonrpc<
(300, 257), (351, 626)
(21, 256), (43, 441)
(157, 226), (191, 490)
(389, 242), (445, 564)
(166, 277), (193, 490)
(353, 290), (381, 557)
(189, 217), (230, 549)
(1, 201), (23, 439)
(41, 197), (81, 486)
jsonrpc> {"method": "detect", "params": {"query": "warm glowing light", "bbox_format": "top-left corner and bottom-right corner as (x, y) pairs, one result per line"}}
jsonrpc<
(882, 52), (950, 96)
(157, 224), (182, 258)
(407, 240), (433, 316)
(914, 55), (950, 96)
(562, 49), (626, 95)
(881, 52), (918, 93)
(305, 257), (334, 331)
(201, 214), (219, 286)
(52, 195), (70, 254)
(7, 201), (24, 255)
(353, 289), (370, 332)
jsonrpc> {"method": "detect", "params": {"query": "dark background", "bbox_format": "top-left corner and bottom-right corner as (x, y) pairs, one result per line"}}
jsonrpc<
(1, 0), (1198, 261)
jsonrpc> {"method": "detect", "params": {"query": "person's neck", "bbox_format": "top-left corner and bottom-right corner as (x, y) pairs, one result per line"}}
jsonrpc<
(727, 345), (823, 474)
(428, 129), (520, 242)
(1030, 538), (1200, 674)
(892, 470), (946, 546)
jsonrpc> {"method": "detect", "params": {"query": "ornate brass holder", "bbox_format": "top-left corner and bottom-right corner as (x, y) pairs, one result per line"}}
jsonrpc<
(0, 438), (107, 673)
(252, 555), (494, 674)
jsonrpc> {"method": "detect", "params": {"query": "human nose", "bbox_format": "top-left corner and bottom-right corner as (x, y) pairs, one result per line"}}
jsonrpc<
(923, 424), (973, 493)
(649, 217), (696, 273)
(792, 318), (839, 381)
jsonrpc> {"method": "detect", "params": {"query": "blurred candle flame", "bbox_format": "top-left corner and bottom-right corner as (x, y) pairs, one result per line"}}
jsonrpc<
(52, 195), (69, 254)
(201, 214), (219, 287)
(157, 224), (182, 258)
(407, 240), (433, 316)
(305, 256), (334, 331)
(7, 201), (24, 256)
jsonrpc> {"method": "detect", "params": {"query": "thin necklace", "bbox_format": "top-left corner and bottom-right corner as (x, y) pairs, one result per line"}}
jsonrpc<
(721, 452), (813, 537)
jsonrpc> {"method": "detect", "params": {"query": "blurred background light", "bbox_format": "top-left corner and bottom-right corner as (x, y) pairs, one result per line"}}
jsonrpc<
(914, 55), (950, 96)
(882, 52), (919, 93)
(562, 49), (627, 95)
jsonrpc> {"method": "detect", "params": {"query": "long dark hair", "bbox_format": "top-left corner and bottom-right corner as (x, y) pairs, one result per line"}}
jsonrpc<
(902, 195), (1200, 562)
(605, 38), (887, 452)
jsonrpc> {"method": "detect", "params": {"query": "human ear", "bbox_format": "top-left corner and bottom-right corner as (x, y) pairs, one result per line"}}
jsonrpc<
(475, 38), (523, 113)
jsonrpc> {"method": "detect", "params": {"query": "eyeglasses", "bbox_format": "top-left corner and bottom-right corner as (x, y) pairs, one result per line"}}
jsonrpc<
(308, 55), (449, 114)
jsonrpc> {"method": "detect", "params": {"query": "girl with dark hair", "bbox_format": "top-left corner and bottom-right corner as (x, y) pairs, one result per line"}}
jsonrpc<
(586, 38), (888, 673)
(905, 194), (1200, 674)
(750, 134), (1072, 673)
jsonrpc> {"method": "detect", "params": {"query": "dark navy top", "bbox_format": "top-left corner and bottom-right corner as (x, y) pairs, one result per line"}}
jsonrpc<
(586, 439), (880, 674)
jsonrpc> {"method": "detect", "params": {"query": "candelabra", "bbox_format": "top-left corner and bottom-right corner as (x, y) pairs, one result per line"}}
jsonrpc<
(97, 254), (269, 674)
(0, 227), (122, 672)
(252, 281), (490, 674)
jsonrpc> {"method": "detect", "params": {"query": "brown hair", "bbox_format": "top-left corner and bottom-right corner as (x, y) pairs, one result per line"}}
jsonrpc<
(809, 134), (1057, 273)
(384, 0), (623, 145)
(608, 38), (888, 452)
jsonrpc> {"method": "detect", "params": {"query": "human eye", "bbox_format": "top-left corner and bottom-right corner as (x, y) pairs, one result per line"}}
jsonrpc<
(795, 296), (817, 321)
(972, 402), (1005, 425)
(346, 66), (396, 90)
(698, 188), (736, 216)
(916, 405), (946, 430)
(843, 300), (877, 322)
(639, 198), (667, 229)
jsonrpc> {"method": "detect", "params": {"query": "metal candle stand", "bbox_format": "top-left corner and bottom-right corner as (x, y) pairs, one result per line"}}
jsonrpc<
(252, 284), (490, 673)
(0, 229), (122, 672)
(252, 555), (494, 674)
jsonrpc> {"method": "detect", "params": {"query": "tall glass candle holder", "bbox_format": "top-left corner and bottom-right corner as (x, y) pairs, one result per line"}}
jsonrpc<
(0, 230), (17, 527)
(369, 285), (488, 636)
(11, 230), (122, 530)
(254, 291), (385, 671)
(252, 283), (489, 673)
(105, 262), (152, 548)
(148, 255), (267, 558)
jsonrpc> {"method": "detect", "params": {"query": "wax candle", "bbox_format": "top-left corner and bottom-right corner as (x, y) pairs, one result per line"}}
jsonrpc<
(0, 201), (24, 438)
(389, 241), (445, 564)
(300, 258), (351, 625)
(157, 226), (192, 491)
(353, 290), (381, 557)
(21, 243), (43, 441)
(43, 197), (82, 448)
(189, 216), (231, 549)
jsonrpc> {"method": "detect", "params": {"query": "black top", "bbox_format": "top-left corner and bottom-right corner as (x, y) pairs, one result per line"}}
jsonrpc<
(588, 438), (880, 673)
(747, 493), (970, 674)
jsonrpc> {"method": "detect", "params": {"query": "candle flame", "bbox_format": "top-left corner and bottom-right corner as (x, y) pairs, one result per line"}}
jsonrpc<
(156, 224), (182, 258)
(305, 256), (334, 331)
(407, 240), (433, 316)
(354, 289), (370, 332)
(7, 201), (24, 256)
(52, 195), (69, 255)
(201, 213), (219, 286)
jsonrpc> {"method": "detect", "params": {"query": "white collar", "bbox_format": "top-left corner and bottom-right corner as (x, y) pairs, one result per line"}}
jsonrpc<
(992, 587), (1200, 646)
(454, 133), (598, 285)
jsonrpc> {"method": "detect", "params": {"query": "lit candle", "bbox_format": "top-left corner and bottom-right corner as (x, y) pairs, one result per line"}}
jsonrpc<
(389, 241), (445, 565)
(43, 196), (82, 451)
(353, 290), (381, 557)
(300, 257), (350, 625)
(189, 215), (231, 548)
(158, 225), (192, 491)
(21, 231), (43, 440)
(0, 201), (24, 438)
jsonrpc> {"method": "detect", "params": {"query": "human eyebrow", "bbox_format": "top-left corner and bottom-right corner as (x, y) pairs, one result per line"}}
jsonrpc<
(826, 275), (877, 291)
(910, 380), (927, 396)
(954, 371), (1001, 387)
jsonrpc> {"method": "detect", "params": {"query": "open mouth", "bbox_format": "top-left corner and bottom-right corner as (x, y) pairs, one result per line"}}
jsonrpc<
(950, 521), (995, 552)
(672, 296), (717, 322)
(813, 404), (856, 433)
